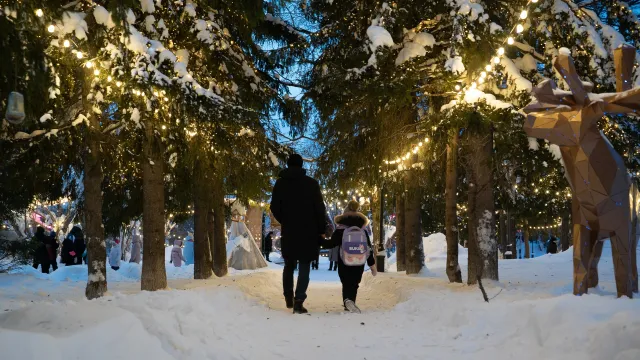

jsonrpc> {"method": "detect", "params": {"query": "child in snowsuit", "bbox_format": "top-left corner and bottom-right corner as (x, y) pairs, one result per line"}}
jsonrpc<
(109, 238), (122, 271)
(171, 239), (186, 267)
(323, 200), (377, 313)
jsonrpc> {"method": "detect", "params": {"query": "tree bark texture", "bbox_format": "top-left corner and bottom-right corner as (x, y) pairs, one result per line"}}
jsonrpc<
(445, 130), (462, 283)
(404, 163), (424, 275)
(211, 171), (228, 277)
(83, 73), (107, 300)
(141, 119), (168, 291)
(372, 190), (381, 257)
(395, 192), (406, 272)
(84, 115), (107, 299)
(466, 129), (498, 284)
(193, 156), (213, 279)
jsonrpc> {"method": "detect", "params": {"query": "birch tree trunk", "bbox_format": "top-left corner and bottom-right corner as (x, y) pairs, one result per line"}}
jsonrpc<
(141, 118), (168, 291)
(445, 130), (462, 283)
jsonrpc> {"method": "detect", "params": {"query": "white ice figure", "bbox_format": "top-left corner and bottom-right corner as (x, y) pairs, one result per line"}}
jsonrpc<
(226, 203), (267, 270)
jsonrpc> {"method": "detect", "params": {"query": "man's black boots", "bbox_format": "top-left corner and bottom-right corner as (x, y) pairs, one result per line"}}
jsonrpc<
(285, 295), (294, 309)
(293, 299), (308, 314)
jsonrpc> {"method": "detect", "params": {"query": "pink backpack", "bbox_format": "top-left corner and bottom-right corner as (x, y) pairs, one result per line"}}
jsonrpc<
(340, 226), (369, 266)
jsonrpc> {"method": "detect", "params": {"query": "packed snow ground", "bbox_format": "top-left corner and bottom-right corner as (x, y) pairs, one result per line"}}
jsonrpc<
(1, 234), (639, 360)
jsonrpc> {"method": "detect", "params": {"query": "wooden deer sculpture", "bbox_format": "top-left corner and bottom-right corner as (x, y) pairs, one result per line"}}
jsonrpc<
(523, 46), (640, 298)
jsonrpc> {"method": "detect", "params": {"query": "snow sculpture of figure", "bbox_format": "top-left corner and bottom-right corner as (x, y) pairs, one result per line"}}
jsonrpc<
(226, 201), (268, 270)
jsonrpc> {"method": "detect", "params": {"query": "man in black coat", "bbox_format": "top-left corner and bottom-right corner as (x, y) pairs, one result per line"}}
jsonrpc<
(270, 154), (327, 314)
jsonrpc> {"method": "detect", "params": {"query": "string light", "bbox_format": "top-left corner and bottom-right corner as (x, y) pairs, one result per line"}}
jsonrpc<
(76, 52), (84, 59)
(63, 40), (70, 48)
(85, 61), (93, 68)
(520, 10), (528, 19)
(35, 9), (44, 17)
(93, 69), (100, 76)
(516, 24), (524, 33)
(507, 37), (514, 45)
(497, 47), (505, 56)
(47, 24), (55, 33)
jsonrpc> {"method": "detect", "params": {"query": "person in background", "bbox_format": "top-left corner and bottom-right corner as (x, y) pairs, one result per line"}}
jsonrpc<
(183, 234), (194, 266)
(32, 226), (50, 274)
(109, 238), (122, 270)
(325, 213), (338, 271)
(322, 200), (376, 313)
(74, 226), (86, 265)
(47, 230), (59, 272)
(60, 231), (76, 266)
(547, 236), (558, 254)
(171, 239), (186, 267)
(129, 234), (142, 264)
(66, 225), (85, 265)
(263, 231), (273, 262)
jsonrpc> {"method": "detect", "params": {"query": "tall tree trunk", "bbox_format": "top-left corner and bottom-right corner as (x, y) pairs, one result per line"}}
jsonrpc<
(141, 119), (167, 291)
(83, 72), (107, 300)
(404, 160), (424, 275)
(499, 211), (506, 257)
(445, 130), (462, 283)
(506, 210), (515, 258)
(372, 190), (381, 258)
(395, 192), (406, 272)
(524, 221), (531, 259)
(211, 170), (227, 277)
(466, 128), (498, 284)
(193, 156), (213, 279)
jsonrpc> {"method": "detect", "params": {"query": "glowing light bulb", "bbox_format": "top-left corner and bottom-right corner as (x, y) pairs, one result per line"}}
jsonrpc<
(63, 40), (70, 48)
(93, 69), (100, 76)
(532, 0), (538, 3)
(478, 77), (485, 84)
(507, 37), (514, 45)
(47, 24), (55, 33)
(116, 81), (122, 87)
(85, 61), (93, 68)
(480, 71), (487, 78)
(493, 56), (501, 64)
(418, 142), (423, 146)
(425, 137), (429, 142)
(485, 64), (493, 72)
(516, 24), (524, 33)
(497, 47), (505, 56)
(35, 9), (44, 17)
(471, 82), (477, 88)
(161, 125), (167, 130)
(520, 10), (528, 19)
(76, 52), (83, 59)
(107, 76), (112, 82)
(454, 84), (461, 91)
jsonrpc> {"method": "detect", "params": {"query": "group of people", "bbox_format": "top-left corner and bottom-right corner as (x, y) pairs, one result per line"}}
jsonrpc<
(270, 154), (377, 314)
(32, 224), (85, 274)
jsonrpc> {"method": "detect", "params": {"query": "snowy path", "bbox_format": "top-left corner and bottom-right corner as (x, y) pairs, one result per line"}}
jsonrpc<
(1, 238), (640, 360)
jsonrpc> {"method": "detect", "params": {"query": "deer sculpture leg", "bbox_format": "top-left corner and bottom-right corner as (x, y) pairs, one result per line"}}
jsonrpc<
(573, 224), (597, 295)
(610, 227), (634, 298)
(587, 238), (604, 289)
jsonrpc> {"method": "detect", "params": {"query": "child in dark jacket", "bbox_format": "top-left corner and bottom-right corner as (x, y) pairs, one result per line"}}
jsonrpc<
(323, 200), (376, 313)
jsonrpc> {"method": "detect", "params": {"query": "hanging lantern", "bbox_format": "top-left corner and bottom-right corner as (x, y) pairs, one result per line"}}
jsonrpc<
(5, 91), (25, 124)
